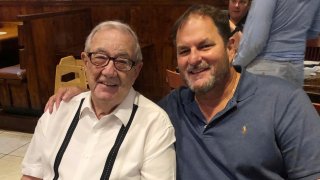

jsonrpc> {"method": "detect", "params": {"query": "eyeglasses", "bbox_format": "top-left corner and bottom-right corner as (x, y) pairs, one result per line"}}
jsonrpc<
(87, 52), (136, 71)
(229, 0), (249, 6)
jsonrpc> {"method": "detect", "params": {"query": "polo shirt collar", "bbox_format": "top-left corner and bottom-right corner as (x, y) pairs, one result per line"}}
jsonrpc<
(235, 68), (257, 102)
(80, 88), (137, 127)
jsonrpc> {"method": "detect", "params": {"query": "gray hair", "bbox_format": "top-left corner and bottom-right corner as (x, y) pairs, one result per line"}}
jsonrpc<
(84, 20), (143, 62)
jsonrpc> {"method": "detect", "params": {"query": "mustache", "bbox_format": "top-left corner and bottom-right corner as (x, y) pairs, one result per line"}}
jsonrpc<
(186, 61), (210, 73)
(97, 76), (120, 85)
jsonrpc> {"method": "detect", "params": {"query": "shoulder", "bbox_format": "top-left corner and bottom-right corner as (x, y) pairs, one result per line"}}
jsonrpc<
(158, 87), (191, 108)
(41, 91), (89, 124)
(242, 70), (300, 93)
(135, 92), (173, 127)
(244, 72), (312, 115)
(239, 71), (310, 110)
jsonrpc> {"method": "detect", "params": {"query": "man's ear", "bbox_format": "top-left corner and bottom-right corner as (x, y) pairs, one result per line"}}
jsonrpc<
(81, 52), (89, 66)
(227, 36), (236, 51)
(133, 62), (143, 81)
(227, 37), (237, 62)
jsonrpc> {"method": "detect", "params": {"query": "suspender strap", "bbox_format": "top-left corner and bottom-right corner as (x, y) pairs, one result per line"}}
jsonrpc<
(100, 104), (138, 180)
(53, 98), (85, 180)
(52, 99), (138, 180)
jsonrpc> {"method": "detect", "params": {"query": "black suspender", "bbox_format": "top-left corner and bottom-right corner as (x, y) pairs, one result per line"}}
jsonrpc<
(53, 98), (85, 180)
(100, 104), (138, 180)
(52, 98), (138, 180)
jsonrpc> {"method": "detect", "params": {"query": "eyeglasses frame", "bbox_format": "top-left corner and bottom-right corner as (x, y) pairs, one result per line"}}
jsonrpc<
(86, 52), (136, 71)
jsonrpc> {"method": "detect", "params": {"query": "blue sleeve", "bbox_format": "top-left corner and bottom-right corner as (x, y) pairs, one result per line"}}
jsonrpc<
(307, 7), (320, 39)
(233, 0), (277, 67)
(275, 89), (320, 179)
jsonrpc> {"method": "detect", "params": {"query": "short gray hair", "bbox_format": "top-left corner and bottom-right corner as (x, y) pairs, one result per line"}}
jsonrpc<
(84, 20), (143, 62)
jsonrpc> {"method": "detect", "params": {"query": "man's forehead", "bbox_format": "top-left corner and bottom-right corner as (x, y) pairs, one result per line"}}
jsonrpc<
(178, 14), (215, 32)
(177, 15), (217, 36)
(92, 28), (135, 51)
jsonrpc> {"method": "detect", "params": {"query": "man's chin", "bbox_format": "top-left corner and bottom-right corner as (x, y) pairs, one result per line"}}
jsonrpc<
(187, 78), (215, 94)
(92, 87), (118, 100)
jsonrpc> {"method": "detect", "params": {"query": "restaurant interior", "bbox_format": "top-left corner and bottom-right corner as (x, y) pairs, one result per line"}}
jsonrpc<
(0, 0), (319, 179)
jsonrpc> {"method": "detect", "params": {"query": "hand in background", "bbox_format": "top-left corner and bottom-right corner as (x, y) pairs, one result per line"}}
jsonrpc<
(44, 86), (85, 113)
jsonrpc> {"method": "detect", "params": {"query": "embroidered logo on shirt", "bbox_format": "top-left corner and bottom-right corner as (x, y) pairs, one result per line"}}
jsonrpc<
(241, 125), (247, 135)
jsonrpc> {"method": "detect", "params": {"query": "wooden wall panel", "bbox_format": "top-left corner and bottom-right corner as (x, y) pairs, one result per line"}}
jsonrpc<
(0, 0), (228, 102)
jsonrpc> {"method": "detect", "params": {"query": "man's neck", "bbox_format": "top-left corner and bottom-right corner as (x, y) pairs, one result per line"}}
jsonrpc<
(91, 97), (119, 120)
(195, 70), (240, 122)
(230, 18), (240, 26)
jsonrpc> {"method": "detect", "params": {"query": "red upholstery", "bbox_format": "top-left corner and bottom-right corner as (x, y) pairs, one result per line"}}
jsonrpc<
(313, 103), (320, 114)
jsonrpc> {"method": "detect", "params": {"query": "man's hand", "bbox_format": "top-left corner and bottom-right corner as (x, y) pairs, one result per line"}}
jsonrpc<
(21, 175), (42, 180)
(44, 86), (85, 113)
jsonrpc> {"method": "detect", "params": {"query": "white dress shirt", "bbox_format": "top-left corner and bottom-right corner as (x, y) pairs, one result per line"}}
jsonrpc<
(22, 88), (176, 180)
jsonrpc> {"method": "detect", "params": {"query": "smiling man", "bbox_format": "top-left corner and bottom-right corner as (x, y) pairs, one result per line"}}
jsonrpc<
(21, 21), (176, 180)
(159, 4), (320, 180)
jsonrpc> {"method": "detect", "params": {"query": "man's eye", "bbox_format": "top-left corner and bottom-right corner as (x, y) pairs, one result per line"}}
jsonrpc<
(116, 59), (130, 64)
(95, 54), (108, 60)
(178, 49), (189, 56)
(200, 44), (213, 50)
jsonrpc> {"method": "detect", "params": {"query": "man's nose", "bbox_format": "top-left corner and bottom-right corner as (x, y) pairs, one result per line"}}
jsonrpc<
(188, 49), (202, 65)
(101, 61), (117, 76)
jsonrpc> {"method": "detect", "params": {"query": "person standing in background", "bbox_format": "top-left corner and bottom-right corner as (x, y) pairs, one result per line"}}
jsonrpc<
(233, 0), (320, 87)
(228, 0), (251, 51)
(228, 0), (251, 33)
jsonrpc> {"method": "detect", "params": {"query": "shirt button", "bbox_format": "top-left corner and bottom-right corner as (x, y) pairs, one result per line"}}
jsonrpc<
(204, 125), (207, 129)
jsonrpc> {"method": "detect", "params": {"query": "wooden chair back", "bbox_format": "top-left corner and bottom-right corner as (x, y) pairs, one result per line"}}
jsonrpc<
(166, 69), (184, 89)
(55, 56), (87, 93)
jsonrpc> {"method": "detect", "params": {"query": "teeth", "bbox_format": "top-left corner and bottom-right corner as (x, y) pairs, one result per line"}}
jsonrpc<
(189, 68), (207, 74)
(191, 69), (204, 73)
(101, 82), (117, 86)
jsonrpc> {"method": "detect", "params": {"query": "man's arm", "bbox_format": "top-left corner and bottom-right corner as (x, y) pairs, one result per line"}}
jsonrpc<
(307, 7), (320, 39)
(275, 89), (320, 179)
(21, 112), (50, 179)
(233, 0), (277, 67)
(141, 118), (176, 180)
(45, 86), (86, 113)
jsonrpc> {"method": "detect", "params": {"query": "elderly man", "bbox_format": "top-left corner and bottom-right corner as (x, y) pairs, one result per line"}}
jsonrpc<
(21, 21), (176, 180)
(47, 4), (320, 180)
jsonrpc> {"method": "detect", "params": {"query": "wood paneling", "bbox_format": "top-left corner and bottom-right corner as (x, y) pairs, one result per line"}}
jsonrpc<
(17, 8), (92, 112)
(0, 0), (228, 103)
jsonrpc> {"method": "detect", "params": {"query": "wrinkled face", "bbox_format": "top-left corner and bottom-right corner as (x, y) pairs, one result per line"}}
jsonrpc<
(176, 14), (235, 94)
(228, 0), (250, 24)
(82, 28), (142, 104)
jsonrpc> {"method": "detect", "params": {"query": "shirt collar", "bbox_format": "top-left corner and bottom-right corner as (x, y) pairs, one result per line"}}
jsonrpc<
(80, 88), (137, 126)
(234, 67), (257, 102)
